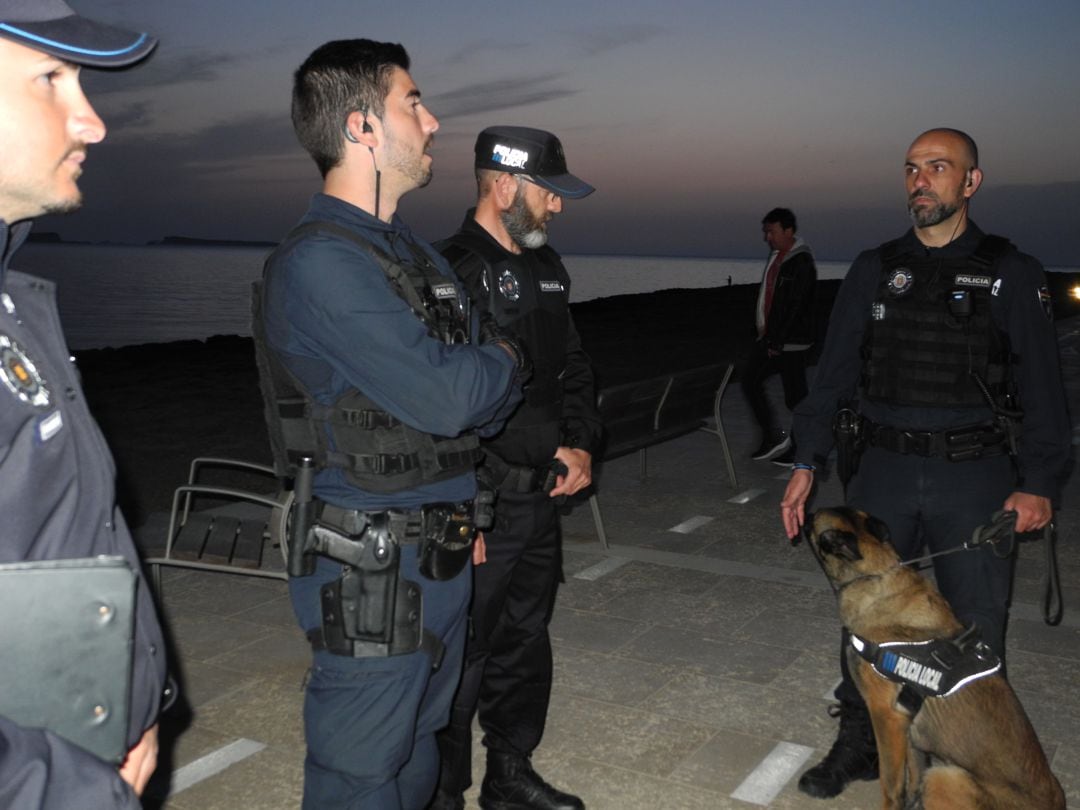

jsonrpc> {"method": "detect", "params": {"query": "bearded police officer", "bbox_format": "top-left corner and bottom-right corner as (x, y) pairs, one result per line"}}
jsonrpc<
(255, 41), (525, 809)
(430, 127), (601, 810)
(780, 128), (1070, 799)
(0, 2), (164, 807)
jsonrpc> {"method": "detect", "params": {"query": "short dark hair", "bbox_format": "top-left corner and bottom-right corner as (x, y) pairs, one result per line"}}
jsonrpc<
(762, 207), (797, 233)
(291, 39), (409, 177)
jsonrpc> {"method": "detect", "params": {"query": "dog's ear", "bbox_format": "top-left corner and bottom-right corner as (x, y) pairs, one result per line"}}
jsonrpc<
(863, 513), (891, 544)
(819, 528), (862, 562)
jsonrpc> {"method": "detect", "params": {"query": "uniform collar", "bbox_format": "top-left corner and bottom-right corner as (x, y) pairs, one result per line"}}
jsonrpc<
(901, 220), (986, 258)
(1, 219), (33, 289)
(460, 208), (512, 254)
(308, 192), (408, 236)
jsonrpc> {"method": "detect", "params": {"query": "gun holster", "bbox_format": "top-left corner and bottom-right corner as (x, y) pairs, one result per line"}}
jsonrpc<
(833, 406), (866, 489)
(317, 513), (424, 658)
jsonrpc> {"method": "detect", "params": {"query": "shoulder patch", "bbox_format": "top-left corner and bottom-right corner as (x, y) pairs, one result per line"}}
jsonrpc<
(0, 334), (50, 408)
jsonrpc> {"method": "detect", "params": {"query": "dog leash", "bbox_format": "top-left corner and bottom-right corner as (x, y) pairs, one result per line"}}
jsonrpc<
(904, 510), (1063, 626)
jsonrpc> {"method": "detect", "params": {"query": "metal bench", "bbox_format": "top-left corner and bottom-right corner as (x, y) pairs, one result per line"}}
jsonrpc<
(146, 457), (292, 593)
(589, 362), (737, 547)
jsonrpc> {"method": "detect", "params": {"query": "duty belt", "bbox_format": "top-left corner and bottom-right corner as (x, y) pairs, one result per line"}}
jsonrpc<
(317, 502), (424, 543)
(865, 419), (1007, 462)
(483, 452), (550, 494)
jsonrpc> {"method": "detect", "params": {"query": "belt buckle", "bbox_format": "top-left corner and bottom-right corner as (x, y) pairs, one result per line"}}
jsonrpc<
(897, 430), (931, 456)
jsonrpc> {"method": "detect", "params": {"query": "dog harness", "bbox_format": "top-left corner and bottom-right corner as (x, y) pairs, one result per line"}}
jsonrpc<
(849, 624), (1001, 714)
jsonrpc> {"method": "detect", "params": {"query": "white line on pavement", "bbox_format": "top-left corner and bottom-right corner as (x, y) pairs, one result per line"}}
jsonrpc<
(728, 488), (767, 504)
(730, 741), (815, 806)
(166, 738), (267, 795)
(669, 515), (713, 534)
(573, 556), (630, 581)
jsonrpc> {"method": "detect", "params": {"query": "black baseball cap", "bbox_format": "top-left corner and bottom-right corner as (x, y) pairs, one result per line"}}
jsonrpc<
(0, 0), (156, 68)
(474, 126), (594, 199)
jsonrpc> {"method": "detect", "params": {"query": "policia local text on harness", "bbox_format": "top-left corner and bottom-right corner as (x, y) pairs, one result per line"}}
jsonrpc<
(252, 222), (501, 663)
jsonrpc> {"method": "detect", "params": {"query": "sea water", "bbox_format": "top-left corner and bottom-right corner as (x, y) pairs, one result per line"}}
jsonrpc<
(12, 242), (1073, 350)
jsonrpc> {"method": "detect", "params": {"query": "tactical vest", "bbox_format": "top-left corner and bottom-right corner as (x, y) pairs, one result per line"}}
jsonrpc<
(439, 231), (569, 423)
(860, 235), (1013, 408)
(252, 221), (481, 493)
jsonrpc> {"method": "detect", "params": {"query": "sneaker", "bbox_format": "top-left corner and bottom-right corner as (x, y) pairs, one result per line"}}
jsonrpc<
(770, 447), (796, 467)
(751, 432), (791, 461)
(798, 703), (879, 798)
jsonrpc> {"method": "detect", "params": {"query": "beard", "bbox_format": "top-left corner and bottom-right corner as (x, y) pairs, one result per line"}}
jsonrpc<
(500, 187), (548, 249)
(908, 182), (964, 228)
(385, 130), (433, 189)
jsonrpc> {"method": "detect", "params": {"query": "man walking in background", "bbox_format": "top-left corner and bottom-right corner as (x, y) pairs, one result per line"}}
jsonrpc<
(430, 126), (602, 810)
(742, 207), (817, 465)
(0, 2), (165, 806)
(256, 40), (525, 809)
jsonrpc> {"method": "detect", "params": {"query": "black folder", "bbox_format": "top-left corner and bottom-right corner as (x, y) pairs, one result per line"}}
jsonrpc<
(0, 556), (135, 763)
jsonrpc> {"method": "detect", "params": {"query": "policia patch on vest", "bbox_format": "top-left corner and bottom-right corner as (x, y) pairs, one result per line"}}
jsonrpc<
(954, 273), (992, 288)
(850, 625), (1000, 707)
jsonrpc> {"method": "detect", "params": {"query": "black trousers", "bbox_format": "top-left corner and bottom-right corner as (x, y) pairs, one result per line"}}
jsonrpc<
(834, 446), (1016, 706)
(740, 339), (809, 437)
(436, 489), (561, 794)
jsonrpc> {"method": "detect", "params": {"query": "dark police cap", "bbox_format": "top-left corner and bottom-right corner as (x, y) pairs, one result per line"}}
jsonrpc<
(474, 126), (594, 199)
(0, 0), (156, 68)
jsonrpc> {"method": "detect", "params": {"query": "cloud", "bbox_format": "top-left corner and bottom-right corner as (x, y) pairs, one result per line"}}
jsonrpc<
(82, 49), (245, 96)
(429, 74), (577, 119)
(442, 38), (530, 66)
(571, 23), (665, 56)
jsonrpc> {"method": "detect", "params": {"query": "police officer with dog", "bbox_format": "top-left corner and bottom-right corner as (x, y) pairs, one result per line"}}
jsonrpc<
(254, 40), (525, 809)
(429, 127), (601, 810)
(780, 128), (1070, 800)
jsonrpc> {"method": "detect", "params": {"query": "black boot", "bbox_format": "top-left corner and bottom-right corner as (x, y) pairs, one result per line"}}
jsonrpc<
(479, 751), (584, 810)
(798, 702), (878, 799)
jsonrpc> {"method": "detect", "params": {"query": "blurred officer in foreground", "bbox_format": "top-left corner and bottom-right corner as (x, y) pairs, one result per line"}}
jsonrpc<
(0, 1), (165, 807)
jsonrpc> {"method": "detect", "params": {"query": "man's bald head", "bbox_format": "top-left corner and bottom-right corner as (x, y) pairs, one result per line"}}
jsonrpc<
(910, 128), (979, 169)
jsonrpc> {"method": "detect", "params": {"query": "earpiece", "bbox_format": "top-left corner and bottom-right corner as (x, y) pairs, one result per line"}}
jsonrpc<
(361, 105), (373, 134)
(965, 169), (974, 188)
(344, 127), (360, 144)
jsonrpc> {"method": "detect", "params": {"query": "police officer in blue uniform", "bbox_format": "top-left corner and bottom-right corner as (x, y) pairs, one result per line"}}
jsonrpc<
(781, 128), (1070, 800)
(0, 3), (164, 807)
(430, 127), (601, 810)
(254, 41), (525, 809)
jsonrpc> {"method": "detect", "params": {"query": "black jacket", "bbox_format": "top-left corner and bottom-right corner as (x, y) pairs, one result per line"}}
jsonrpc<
(756, 240), (817, 350)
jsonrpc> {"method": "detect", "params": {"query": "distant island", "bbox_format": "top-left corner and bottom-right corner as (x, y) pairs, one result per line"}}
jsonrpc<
(24, 232), (276, 248)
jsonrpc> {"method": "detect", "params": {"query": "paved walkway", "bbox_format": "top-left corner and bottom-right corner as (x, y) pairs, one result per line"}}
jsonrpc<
(139, 318), (1080, 809)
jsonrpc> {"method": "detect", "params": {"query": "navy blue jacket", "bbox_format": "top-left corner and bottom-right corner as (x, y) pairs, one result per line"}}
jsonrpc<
(0, 220), (166, 809)
(261, 193), (522, 511)
(793, 222), (1070, 499)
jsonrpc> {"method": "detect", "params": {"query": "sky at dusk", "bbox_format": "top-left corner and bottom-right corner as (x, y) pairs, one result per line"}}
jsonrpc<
(34, 0), (1080, 265)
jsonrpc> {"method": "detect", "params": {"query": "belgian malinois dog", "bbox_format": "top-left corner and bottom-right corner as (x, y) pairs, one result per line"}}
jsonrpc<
(798, 507), (1064, 810)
